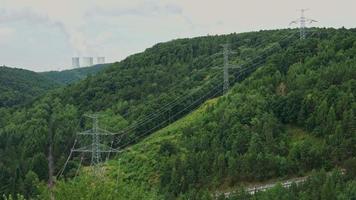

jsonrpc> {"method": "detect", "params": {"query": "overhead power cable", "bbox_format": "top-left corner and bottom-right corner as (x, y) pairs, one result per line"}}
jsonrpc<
(114, 30), (300, 151)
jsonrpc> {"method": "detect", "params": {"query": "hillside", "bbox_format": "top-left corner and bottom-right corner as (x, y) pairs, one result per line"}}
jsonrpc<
(0, 66), (59, 108)
(0, 28), (355, 199)
(41, 64), (110, 85)
(49, 26), (356, 199)
(0, 64), (109, 108)
(1, 29), (296, 198)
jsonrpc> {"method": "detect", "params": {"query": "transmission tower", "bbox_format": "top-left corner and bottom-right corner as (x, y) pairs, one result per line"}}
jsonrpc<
(290, 9), (317, 39)
(215, 44), (240, 95)
(73, 114), (119, 173)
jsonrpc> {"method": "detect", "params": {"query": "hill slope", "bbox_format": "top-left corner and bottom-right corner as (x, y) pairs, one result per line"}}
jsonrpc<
(41, 64), (110, 85)
(1, 28), (355, 199)
(0, 66), (59, 107)
(1, 29), (296, 197)
(50, 28), (355, 199)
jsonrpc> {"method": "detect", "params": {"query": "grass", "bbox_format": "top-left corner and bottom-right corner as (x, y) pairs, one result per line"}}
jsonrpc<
(286, 124), (323, 147)
(106, 97), (219, 189)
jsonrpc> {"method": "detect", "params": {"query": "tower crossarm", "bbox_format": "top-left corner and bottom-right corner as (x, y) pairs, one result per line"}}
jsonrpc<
(211, 64), (240, 70)
(78, 129), (116, 136)
(77, 129), (94, 135)
(72, 145), (93, 152)
(289, 20), (299, 25)
(228, 64), (241, 69)
(72, 144), (121, 153)
(305, 18), (318, 23)
(97, 127), (117, 135)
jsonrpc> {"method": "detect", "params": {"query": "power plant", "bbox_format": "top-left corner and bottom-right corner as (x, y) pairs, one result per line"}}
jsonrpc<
(72, 56), (105, 68)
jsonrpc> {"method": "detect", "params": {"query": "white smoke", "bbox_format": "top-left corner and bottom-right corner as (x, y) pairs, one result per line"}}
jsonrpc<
(0, 8), (92, 56)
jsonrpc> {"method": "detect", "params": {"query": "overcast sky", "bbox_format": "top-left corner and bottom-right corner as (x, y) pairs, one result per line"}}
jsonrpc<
(0, 0), (355, 72)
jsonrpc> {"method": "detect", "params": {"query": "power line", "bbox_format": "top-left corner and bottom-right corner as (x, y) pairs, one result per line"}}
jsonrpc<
(113, 31), (298, 141)
(117, 56), (272, 152)
(113, 71), (222, 140)
(57, 72), (222, 178)
(58, 30), (299, 180)
(114, 31), (293, 122)
(117, 82), (225, 150)
(56, 139), (77, 178)
(115, 31), (296, 150)
(115, 31), (299, 150)
(117, 64), (222, 119)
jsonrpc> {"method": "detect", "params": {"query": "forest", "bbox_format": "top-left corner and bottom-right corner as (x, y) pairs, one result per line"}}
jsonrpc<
(0, 64), (108, 109)
(0, 28), (355, 199)
(40, 64), (110, 85)
(0, 66), (58, 108)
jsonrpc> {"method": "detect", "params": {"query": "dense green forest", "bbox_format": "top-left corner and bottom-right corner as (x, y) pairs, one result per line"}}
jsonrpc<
(0, 28), (355, 199)
(0, 66), (59, 108)
(0, 64), (108, 108)
(41, 64), (110, 85)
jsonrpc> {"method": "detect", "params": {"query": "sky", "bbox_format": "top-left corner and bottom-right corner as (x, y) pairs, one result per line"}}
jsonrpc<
(0, 0), (355, 72)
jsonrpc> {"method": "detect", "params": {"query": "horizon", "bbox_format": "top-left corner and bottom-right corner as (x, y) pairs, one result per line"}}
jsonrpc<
(2, 26), (353, 73)
(1, 0), (355, 71)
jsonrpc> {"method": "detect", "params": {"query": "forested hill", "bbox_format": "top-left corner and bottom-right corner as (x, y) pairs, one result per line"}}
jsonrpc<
(49, 27), (355, 199)
(0, 64), (109, 108)
(0, 66), (59, 107)
(0, 28), (355, 199)
(41, 64), (110, 85)
(1, 28), (296, 197)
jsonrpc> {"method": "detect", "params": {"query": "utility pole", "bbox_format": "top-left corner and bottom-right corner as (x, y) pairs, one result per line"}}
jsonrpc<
(215, 44), (240, 95)
(91, 114), (100, 165)
(222, 44), (230, 94)
(290, 9), (317, 39)
(73, 114), (119, 174)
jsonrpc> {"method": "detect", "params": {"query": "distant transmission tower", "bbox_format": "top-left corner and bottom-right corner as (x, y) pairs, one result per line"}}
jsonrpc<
(73, 114), (119, 173)
(217, 44), (240, 95)
(290, 9), (317, 39)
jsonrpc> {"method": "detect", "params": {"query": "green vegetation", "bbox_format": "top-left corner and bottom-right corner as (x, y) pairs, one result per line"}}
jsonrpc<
(0, 28), (355, 199)
(0, 66), (59, 108)
(41, 64), (110, 85)
(0, 64), (108, 108)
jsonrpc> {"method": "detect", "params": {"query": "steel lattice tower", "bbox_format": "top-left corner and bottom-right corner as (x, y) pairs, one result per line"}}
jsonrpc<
(222, 44), (230, 94)
(73, 114), (119, 170)
(91, 114), (101, 165)
(290, 9), (317, 39)
(218, 44), (240, 95)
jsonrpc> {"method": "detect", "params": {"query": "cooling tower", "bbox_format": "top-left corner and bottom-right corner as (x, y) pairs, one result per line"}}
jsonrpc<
(82, 57), (94, 67)
(72, 57), (80, 68)
(97, 57), (105, 64)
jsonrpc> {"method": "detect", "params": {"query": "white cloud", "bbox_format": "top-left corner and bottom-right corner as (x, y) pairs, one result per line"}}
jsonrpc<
(0, 27), (14, 43)
(0, 26), (14, 35)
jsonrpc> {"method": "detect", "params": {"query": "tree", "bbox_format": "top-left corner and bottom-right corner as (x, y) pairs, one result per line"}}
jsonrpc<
(315, 100), (328, 136)
(24, 171), (39, 198)
(343, 158), (356, 179)
(321, 177), (336, 200)
(342, 109), (355, 138)
(326, 106), (336, 135)
(31, 153), (48, 180)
